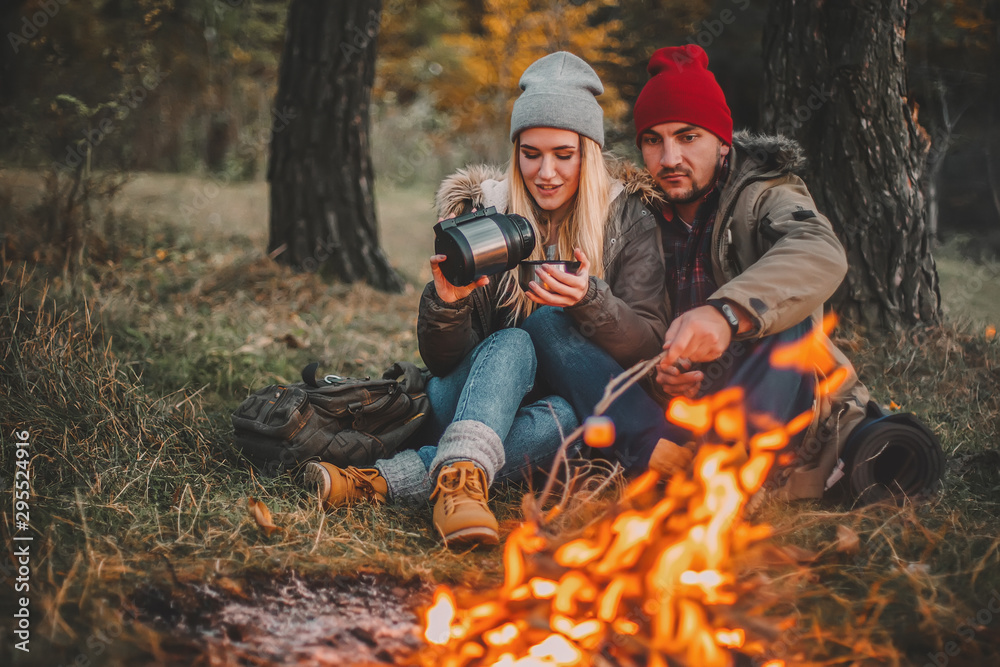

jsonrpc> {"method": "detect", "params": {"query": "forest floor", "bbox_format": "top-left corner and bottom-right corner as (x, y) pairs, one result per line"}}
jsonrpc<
(2, 169), (1000, 666)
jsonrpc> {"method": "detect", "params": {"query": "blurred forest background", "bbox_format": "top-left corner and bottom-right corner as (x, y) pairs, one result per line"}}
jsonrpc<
(1, 0), (997, 264)
(2, 4), (1000, 664)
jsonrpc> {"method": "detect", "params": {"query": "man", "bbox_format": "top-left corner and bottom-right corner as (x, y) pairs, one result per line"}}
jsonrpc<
(524, 44), (871, 500)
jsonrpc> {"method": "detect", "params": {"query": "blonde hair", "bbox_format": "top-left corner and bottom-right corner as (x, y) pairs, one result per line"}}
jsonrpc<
(498, 134), (612, 324)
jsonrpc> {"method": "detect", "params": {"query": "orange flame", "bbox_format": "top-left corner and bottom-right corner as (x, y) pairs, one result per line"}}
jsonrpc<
(528, 577), (557, 598)
(424, 316), (851, 665)
(528, 633), (582, 664)
(484, 623), (520, 647)
(502, 522), (546, 592)
(715, 627), (746, 648)
(667, 395), (713, 434)
(424, 586), (456, 645)
(770, 312), (838, 375)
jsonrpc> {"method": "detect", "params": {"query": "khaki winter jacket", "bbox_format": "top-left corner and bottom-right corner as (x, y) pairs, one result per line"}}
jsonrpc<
(701, 131), (871, 500)
(417, 163), (669, 378)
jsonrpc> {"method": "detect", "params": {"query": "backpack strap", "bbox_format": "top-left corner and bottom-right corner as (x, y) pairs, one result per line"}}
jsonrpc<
(302, 362), (320, 387)
(382, 361), (429, 393)
(302, 362), (351, 388)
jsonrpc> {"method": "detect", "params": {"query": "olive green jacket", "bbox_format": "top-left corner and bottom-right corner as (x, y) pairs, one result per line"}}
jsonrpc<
(697, 131), (871, 500)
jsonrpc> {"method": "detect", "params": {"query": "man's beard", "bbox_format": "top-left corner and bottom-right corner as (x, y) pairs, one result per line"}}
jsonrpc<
(657, 148), (723, 205)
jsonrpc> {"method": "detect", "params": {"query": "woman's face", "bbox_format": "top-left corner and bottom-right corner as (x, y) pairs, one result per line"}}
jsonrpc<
(518, 127), (581, 223)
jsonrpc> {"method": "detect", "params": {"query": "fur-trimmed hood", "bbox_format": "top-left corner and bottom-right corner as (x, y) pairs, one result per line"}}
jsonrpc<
(607, 157), (664, 209)
(434, 158), (664, 219)
(732, 130), (807, 174)
(434, 164), (507, 218)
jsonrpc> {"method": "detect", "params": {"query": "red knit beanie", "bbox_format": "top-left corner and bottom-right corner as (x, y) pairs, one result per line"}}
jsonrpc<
(633, 45), (732, 146)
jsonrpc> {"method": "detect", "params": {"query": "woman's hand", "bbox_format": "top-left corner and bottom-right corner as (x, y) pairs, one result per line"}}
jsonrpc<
(525, 248), (591, 307)
(430, 254), (488, 303)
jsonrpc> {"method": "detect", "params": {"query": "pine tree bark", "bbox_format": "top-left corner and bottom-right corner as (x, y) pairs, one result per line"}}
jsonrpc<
(761, 0), (940, 330)
(268, 0), (403, 292)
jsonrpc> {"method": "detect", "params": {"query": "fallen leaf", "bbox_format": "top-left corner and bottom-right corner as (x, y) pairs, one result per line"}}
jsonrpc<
(987, 325), (996, 342)
(889, 400), (901, 410)
(835, 524), (860, 555)
(248, 497), (282, 537)
(214, 576), (247, 598)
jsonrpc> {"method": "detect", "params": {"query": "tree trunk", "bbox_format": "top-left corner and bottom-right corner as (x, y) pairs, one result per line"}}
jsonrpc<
(268, 0), (403, 292)
(0, 1), (27, 107)
(761, 0), (940, 330)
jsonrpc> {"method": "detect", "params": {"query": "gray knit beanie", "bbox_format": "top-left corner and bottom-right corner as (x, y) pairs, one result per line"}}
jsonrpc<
(509, 52), (605, 147)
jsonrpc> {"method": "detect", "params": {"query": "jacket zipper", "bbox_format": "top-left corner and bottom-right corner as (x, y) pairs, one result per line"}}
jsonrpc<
(473, 289), (490, 334)
(713, 172), (779, 280)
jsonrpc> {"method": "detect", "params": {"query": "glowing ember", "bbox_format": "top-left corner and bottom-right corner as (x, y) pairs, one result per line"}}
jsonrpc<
(423, 318), (852, 666)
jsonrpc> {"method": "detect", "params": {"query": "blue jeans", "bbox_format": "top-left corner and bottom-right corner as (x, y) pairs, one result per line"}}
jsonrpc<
(375, 328), (579, 502)
(522, 307), (815, 472)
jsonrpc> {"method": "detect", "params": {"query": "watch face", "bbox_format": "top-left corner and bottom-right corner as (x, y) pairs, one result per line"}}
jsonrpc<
(707, 300), (738, 333)
(721, 304), (739, 329)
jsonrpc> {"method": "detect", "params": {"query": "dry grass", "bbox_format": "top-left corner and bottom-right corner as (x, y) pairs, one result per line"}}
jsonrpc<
(1, 171), (999, 665)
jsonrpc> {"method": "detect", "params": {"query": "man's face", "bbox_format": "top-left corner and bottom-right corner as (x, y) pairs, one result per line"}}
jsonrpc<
(640, 122), (730, 205)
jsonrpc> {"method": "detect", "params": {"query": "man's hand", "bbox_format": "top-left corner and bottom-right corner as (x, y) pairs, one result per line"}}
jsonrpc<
(525, 248), (591, 307)
(430, 254), (488, 303)
(655, 357), (703, 398)
(661, 304), (733, 367)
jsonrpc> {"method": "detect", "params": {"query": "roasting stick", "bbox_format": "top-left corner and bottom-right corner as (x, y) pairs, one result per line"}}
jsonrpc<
(531, 351), (668, 525)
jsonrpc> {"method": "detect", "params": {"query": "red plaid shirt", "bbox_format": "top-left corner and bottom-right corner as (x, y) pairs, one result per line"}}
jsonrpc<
(658, 158), (729, 315)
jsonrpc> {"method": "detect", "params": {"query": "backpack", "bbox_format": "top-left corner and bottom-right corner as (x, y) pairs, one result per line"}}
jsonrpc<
(231, 362), (430, 476)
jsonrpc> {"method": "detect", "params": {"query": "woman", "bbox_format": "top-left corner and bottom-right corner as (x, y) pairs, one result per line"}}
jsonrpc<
(302, 52), (667, 548)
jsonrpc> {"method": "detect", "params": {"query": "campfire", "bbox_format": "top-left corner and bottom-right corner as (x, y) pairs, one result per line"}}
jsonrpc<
(423, 317), (846, 666)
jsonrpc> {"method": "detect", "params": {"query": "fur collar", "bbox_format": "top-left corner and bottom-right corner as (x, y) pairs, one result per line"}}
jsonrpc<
(732, 130), (807, 174)
(607, 156), (664, 208)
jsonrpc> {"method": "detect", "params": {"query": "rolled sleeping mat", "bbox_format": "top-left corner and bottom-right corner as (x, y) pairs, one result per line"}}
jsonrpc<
(840, 403), (945, 504)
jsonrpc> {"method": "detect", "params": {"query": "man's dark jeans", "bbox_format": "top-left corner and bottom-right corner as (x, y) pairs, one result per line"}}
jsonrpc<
(521, 306), (815, 472)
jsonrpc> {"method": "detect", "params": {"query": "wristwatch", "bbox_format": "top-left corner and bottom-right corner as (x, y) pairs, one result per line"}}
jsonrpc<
(706, 299), (739, 337)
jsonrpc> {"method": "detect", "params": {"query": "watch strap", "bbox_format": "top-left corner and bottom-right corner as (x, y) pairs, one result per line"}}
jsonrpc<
(706, 299), (739, 336)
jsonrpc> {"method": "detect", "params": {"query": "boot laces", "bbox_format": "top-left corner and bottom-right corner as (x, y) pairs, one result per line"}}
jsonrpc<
(432, 465), (487, 513)
(343, 466), (380, 495)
